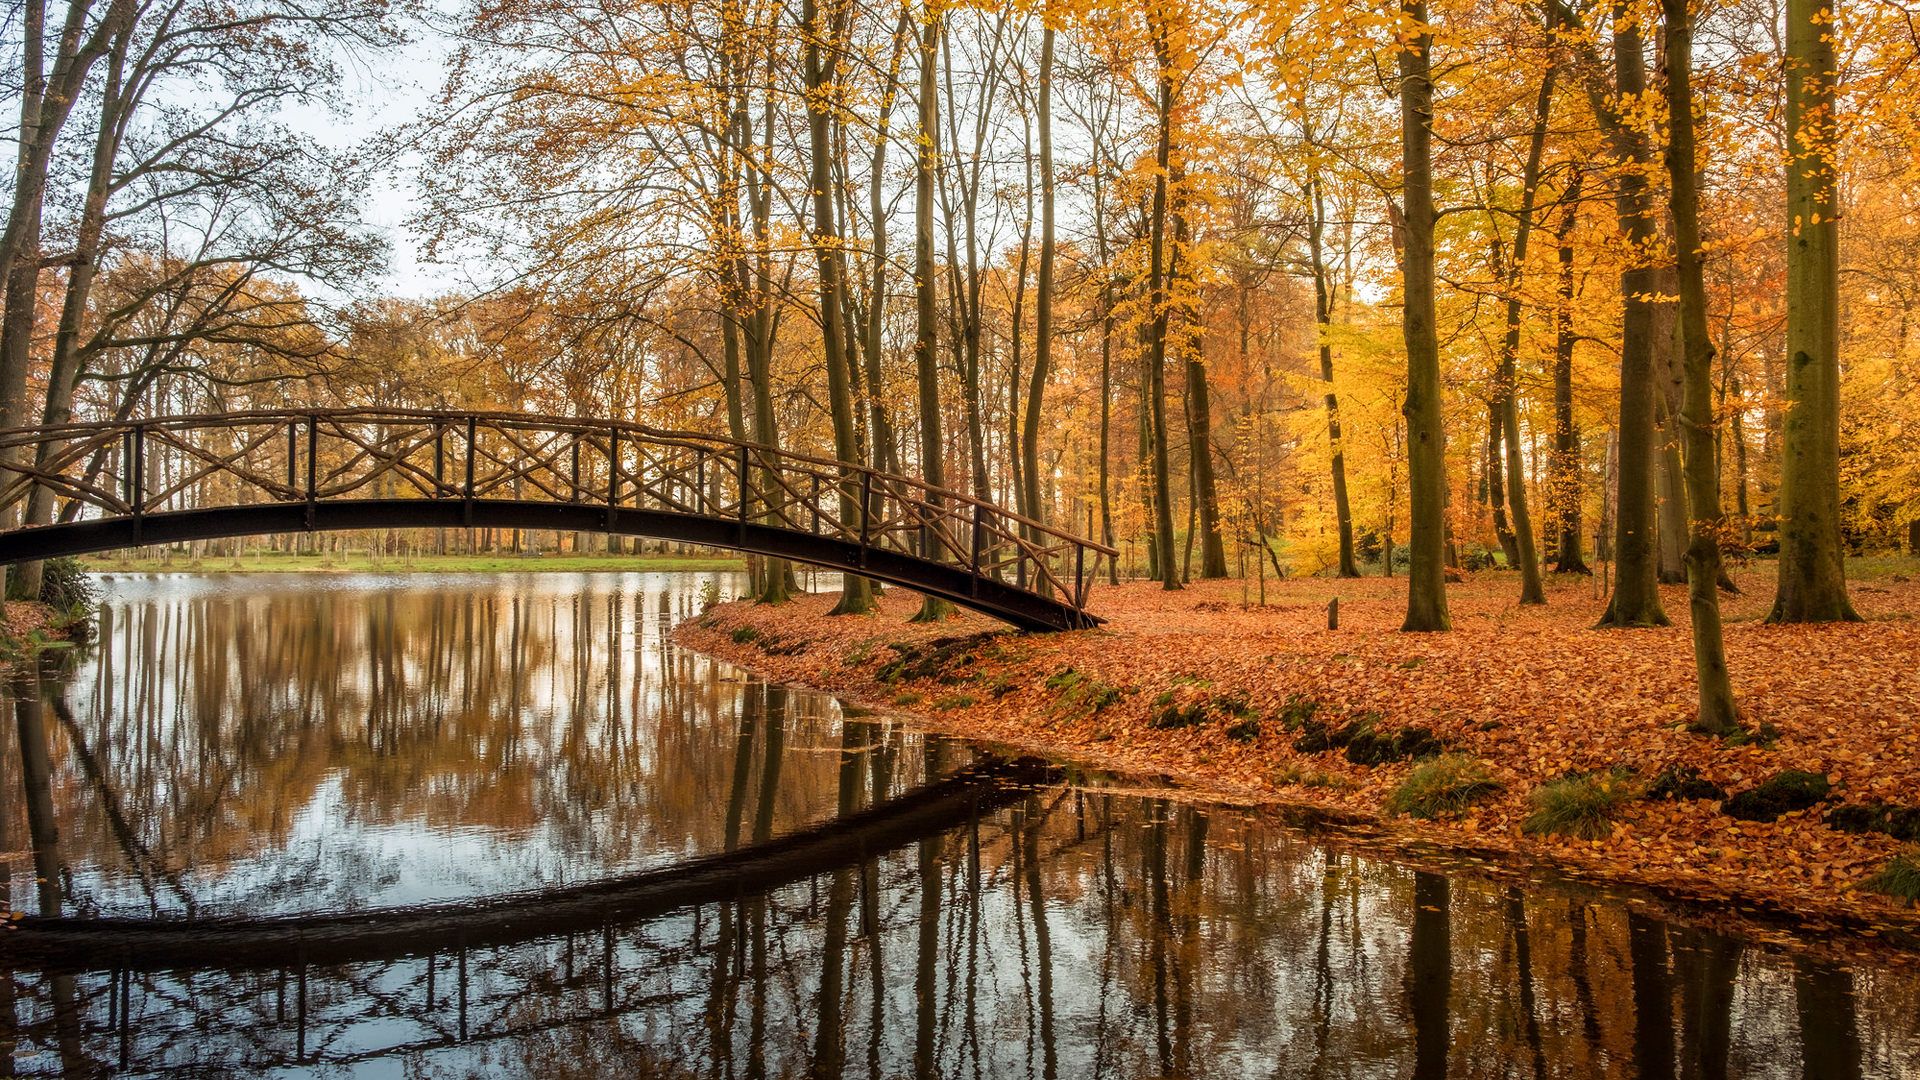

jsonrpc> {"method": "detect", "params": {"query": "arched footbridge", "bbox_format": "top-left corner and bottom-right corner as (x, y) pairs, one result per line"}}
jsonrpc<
(0, 410), (1114, 630)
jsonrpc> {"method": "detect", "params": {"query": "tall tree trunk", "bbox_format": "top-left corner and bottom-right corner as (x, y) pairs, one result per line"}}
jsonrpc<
(1144, 17), (1180, 591)
(1020, 25), (1055, 536)
(1551, 170), (1590, 573)
(910, 3), (952, 624)
(1588, 0), (1669, 628)
(860, 12), (910, 479)
(1171, 166), (1226, 579)
(1496, 59), (1553, 604)
(803, 0), (872, 615)
(1654, 291), (1691, 584)
(2, 0), (126, 577)
(1770, 0), (1858, 622)
(1663, 0), (1740, 733)
(1399, 0), (1449, 630)
(1306, 167), (1361, 577)
(1488, 408), (1519, 564)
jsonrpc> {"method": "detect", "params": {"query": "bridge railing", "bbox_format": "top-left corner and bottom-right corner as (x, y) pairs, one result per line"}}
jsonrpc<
(0, 410), (1117, 612)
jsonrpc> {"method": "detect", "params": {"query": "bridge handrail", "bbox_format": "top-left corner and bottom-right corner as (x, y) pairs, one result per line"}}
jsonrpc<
(0, 408), (1119, 559)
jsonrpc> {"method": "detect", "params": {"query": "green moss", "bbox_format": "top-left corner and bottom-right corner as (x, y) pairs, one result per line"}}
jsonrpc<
(1861, 853), (1920, 903)
(876, 635), (1001, 685)
(1273, 694), (1321, 730)
(1826, 803), (1920, 842)
(1344, 724), (1444, 766)
(1523, 773), (1637, 839)
(1646, 765), (1726, 802)
(1385, 754), (1502, 819)
(1722, 770), (1832, 822)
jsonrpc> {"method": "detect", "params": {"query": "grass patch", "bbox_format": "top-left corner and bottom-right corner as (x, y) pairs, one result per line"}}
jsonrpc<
(933, 694), (977, 710)
(1722, 770), (1832, 822)
(1045, 667), (1124, 719)
(1384, 754), (1502, 819)
(891, 691), (924, 707)
(1523, 773), (1637, 839)
(730, 626), (760, 644)
(1862, 854), (1920, 903)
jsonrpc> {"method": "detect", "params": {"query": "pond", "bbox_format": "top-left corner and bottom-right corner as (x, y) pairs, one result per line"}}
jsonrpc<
(1, 572), (1914, 1077)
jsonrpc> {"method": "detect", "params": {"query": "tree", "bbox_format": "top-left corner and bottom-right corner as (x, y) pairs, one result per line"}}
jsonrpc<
(1661, 0), (1740, 732)
(1769, 0), (1859, 622)
(1399, 0), (1449, 631)
(911, 1), (955, 624)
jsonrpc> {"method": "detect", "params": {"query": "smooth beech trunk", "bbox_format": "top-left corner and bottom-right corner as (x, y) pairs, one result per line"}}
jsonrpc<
(910, 4), (952, 624)
(1399, 0), (1449, 631)
(1770, 0), (1859, 623)
(1663, 0), (1740, 733)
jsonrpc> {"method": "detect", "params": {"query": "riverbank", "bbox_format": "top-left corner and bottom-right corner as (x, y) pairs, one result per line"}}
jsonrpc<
(676, 565), (1920, 942)
(81, 551), (745, 575)
(1, 599), (76, 664)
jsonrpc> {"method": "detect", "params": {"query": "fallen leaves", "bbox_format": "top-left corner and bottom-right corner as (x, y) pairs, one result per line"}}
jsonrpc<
(675, 568), (1920, 937)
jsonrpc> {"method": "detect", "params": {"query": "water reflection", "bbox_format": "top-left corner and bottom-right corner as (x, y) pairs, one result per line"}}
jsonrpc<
(0, 573), (1913, 1078)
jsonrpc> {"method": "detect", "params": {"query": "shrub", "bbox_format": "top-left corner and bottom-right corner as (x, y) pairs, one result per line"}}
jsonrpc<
(1646, 765), (1726, 802)
(1523, 773), (1637, 839)
(1385, 754), (1502, 819)
(37, 557), (97, 613)
(698, 579), (723, 613)
(1722, 771), (1832, 822)
(1825, 803), (1920, 843)
(730, 626), (760, 644)
(1861, 853), (1920, 903)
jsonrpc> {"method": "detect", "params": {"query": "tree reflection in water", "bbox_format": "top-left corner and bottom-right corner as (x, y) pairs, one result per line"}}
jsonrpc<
(0, 572), (1912, 1078)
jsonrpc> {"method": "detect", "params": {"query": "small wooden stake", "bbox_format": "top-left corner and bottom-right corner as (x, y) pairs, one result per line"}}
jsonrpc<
(1327, 596), (1339, 630)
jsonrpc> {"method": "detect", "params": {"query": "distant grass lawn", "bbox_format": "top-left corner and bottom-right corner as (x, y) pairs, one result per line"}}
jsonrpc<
(81, 550), (746, 574)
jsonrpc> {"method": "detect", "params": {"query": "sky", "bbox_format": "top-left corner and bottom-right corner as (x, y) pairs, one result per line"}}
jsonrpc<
(282, 26), (465, 301)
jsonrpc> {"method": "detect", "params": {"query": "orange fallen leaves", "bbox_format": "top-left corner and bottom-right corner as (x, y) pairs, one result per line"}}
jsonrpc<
(676, 568), (1920, 938)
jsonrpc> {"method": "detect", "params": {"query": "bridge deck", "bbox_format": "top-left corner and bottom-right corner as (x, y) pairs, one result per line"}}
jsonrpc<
(0, 410), (1116, 631)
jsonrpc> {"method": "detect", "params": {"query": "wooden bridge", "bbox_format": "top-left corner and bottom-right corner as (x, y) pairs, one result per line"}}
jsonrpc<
(0, 410), (1113, 630)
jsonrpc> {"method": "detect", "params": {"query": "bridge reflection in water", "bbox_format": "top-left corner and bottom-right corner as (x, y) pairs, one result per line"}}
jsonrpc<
(0, 574), (1914, 1078)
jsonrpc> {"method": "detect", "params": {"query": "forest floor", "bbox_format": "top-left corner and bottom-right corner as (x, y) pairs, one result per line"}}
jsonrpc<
(80, 551), (745, 574)
(676, 558), (1920, 946)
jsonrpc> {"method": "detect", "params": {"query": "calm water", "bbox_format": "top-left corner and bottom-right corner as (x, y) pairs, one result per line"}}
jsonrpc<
(0, 572), (1915, 1078)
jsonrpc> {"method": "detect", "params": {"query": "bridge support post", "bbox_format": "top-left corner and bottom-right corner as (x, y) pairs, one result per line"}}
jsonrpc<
(971, 503), (984, 597)
(462, 416), (476, 529)
(304, 417), (317, 530)
(736, 445), (749, 545)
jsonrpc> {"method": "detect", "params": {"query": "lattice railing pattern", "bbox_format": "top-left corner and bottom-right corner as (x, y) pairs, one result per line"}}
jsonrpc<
(0, 410), (1117, 613)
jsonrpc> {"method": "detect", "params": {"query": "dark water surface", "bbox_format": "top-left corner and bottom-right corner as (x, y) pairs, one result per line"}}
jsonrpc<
(1, 573), (1915, 1078)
